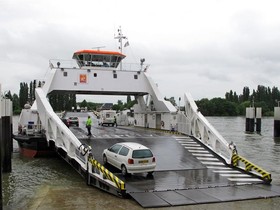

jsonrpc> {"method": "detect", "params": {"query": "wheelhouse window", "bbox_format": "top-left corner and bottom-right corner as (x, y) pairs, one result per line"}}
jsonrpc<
(73, 50), (125, 69)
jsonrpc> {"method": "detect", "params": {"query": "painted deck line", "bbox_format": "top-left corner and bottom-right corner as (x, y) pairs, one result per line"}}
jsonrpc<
(192, 153), (213, 157)
(220, 174), (251, 177)
(181, 143), (201, 146)
(175, 137), (192, 139)
(213, 170), (241, 173)
(235, 182), (253, 185)
(189, 150), (209, 153)
(227, 178), (262, 182)
(201, 161), (225, 165)
(184, 147), (204, 150)
(177, 140), (195, 143)
(196, 157), (219, 161)
(206, 166), (229, 169)
(181, 141), (200, 146)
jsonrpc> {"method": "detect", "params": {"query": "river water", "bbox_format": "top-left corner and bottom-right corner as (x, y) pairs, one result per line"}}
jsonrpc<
(206, 116), (280, 185)
(2, 116), (280, 209)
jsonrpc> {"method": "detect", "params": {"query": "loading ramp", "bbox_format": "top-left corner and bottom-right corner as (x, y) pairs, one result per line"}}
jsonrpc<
(129, 184), (280, 208)
(76, 126), (279, 207)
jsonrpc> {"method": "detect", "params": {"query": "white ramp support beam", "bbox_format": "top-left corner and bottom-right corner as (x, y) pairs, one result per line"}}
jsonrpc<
(178, 92), (233, 164)
(35, 88), (88, 169)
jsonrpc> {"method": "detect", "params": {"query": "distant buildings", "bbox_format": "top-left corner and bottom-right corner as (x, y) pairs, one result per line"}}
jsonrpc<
(97, 103), (113, 111)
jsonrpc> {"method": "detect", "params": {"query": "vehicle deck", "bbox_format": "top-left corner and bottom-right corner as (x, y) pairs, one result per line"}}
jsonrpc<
(70, 124), (280, 208)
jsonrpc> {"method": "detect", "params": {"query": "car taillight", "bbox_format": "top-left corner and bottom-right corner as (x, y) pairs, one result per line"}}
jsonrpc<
(152, 157), (156, 162)
(128, 158), (134, 164)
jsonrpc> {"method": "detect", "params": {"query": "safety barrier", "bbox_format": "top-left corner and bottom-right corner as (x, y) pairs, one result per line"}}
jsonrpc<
(88, 157), (125, 191)
(231, 153), (272, 183)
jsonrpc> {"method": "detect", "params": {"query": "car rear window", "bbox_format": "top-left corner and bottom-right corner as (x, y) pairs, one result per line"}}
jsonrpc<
(132, 149), (153, 158)
(69, 117), (78, 120)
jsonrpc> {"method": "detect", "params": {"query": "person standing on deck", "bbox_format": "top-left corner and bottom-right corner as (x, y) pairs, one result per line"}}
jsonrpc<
(114, 116), (117, 127)
(86, 116), (92, 136)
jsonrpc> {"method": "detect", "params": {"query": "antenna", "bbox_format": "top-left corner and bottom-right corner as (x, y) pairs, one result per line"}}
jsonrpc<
(92, 46), (106, 50)
(114, 26), (128, 70)
(114, 26), (127, 54)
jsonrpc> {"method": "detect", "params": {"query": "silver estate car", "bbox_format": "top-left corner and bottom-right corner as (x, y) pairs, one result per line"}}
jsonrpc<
(102, 142), (156, 176)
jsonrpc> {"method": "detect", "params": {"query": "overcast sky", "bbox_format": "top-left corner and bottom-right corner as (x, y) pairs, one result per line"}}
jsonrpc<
(1, 0), (280, 104)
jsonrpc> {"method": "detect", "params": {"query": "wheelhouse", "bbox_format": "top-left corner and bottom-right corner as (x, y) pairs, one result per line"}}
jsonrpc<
(72, 49), (126, 68)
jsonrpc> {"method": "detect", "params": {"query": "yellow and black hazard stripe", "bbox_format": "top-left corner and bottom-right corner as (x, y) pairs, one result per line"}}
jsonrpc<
(88, 157), (125, 190)
(231, 153), (271, 182)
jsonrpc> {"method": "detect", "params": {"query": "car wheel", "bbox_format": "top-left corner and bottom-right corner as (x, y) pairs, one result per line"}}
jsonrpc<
(103, 155), (108, 164)
(121, 165), (128, 176)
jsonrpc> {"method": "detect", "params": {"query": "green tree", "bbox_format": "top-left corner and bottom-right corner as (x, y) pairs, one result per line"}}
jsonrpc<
(48, 92), (76, 111)
(12, 93), (21, 115)
(19, 82), (29, 108)
(80, 99), (87, 108)
(112, 100), (124, 111)
(127, 95), (131, 103)
(242, 86), (250, 102)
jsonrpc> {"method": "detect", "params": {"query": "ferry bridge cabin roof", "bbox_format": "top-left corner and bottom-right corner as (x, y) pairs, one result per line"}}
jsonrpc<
(72, 49), (126, 69)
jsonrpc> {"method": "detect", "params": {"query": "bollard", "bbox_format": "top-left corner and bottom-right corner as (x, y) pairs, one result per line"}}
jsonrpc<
(0, 117), (2, 210)
(1, 116), (12, 172)
(1, 99), (12, 173)
(256, 107), (262, 133)
(0, 83), (2, 210)
(274, 107), (280, 137)
(0, 85), (13, 210)
(245, 107), (255, 132)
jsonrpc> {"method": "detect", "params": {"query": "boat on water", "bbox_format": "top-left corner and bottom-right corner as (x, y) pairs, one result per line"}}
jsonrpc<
(13, 104), (55, 157)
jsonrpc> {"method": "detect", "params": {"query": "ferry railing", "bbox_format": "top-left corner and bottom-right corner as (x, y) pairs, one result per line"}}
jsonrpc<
(49, 59), (148, 72)
(179, 92), (234, 164)
(49, 59), (80, 69)
(35, 88), (88, 169)
(178, 92), (272, 183)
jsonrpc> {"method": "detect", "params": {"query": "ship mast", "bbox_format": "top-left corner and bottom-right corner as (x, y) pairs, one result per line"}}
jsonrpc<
(114, 26), (128, 70)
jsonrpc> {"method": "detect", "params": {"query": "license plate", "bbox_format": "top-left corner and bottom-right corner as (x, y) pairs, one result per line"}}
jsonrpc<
(139, 160), (148, 164)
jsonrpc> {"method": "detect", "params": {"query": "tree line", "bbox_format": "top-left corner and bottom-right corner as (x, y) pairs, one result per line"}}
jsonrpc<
(5, 80), (136, 114)
(78, 95), (136, 111)
(5, 81), (280, 116)
(195, 85), (280, 116)
(4, 80), (76, 114)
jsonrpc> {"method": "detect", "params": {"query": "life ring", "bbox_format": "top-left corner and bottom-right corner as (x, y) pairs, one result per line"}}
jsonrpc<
(161, 121), (164, 127)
